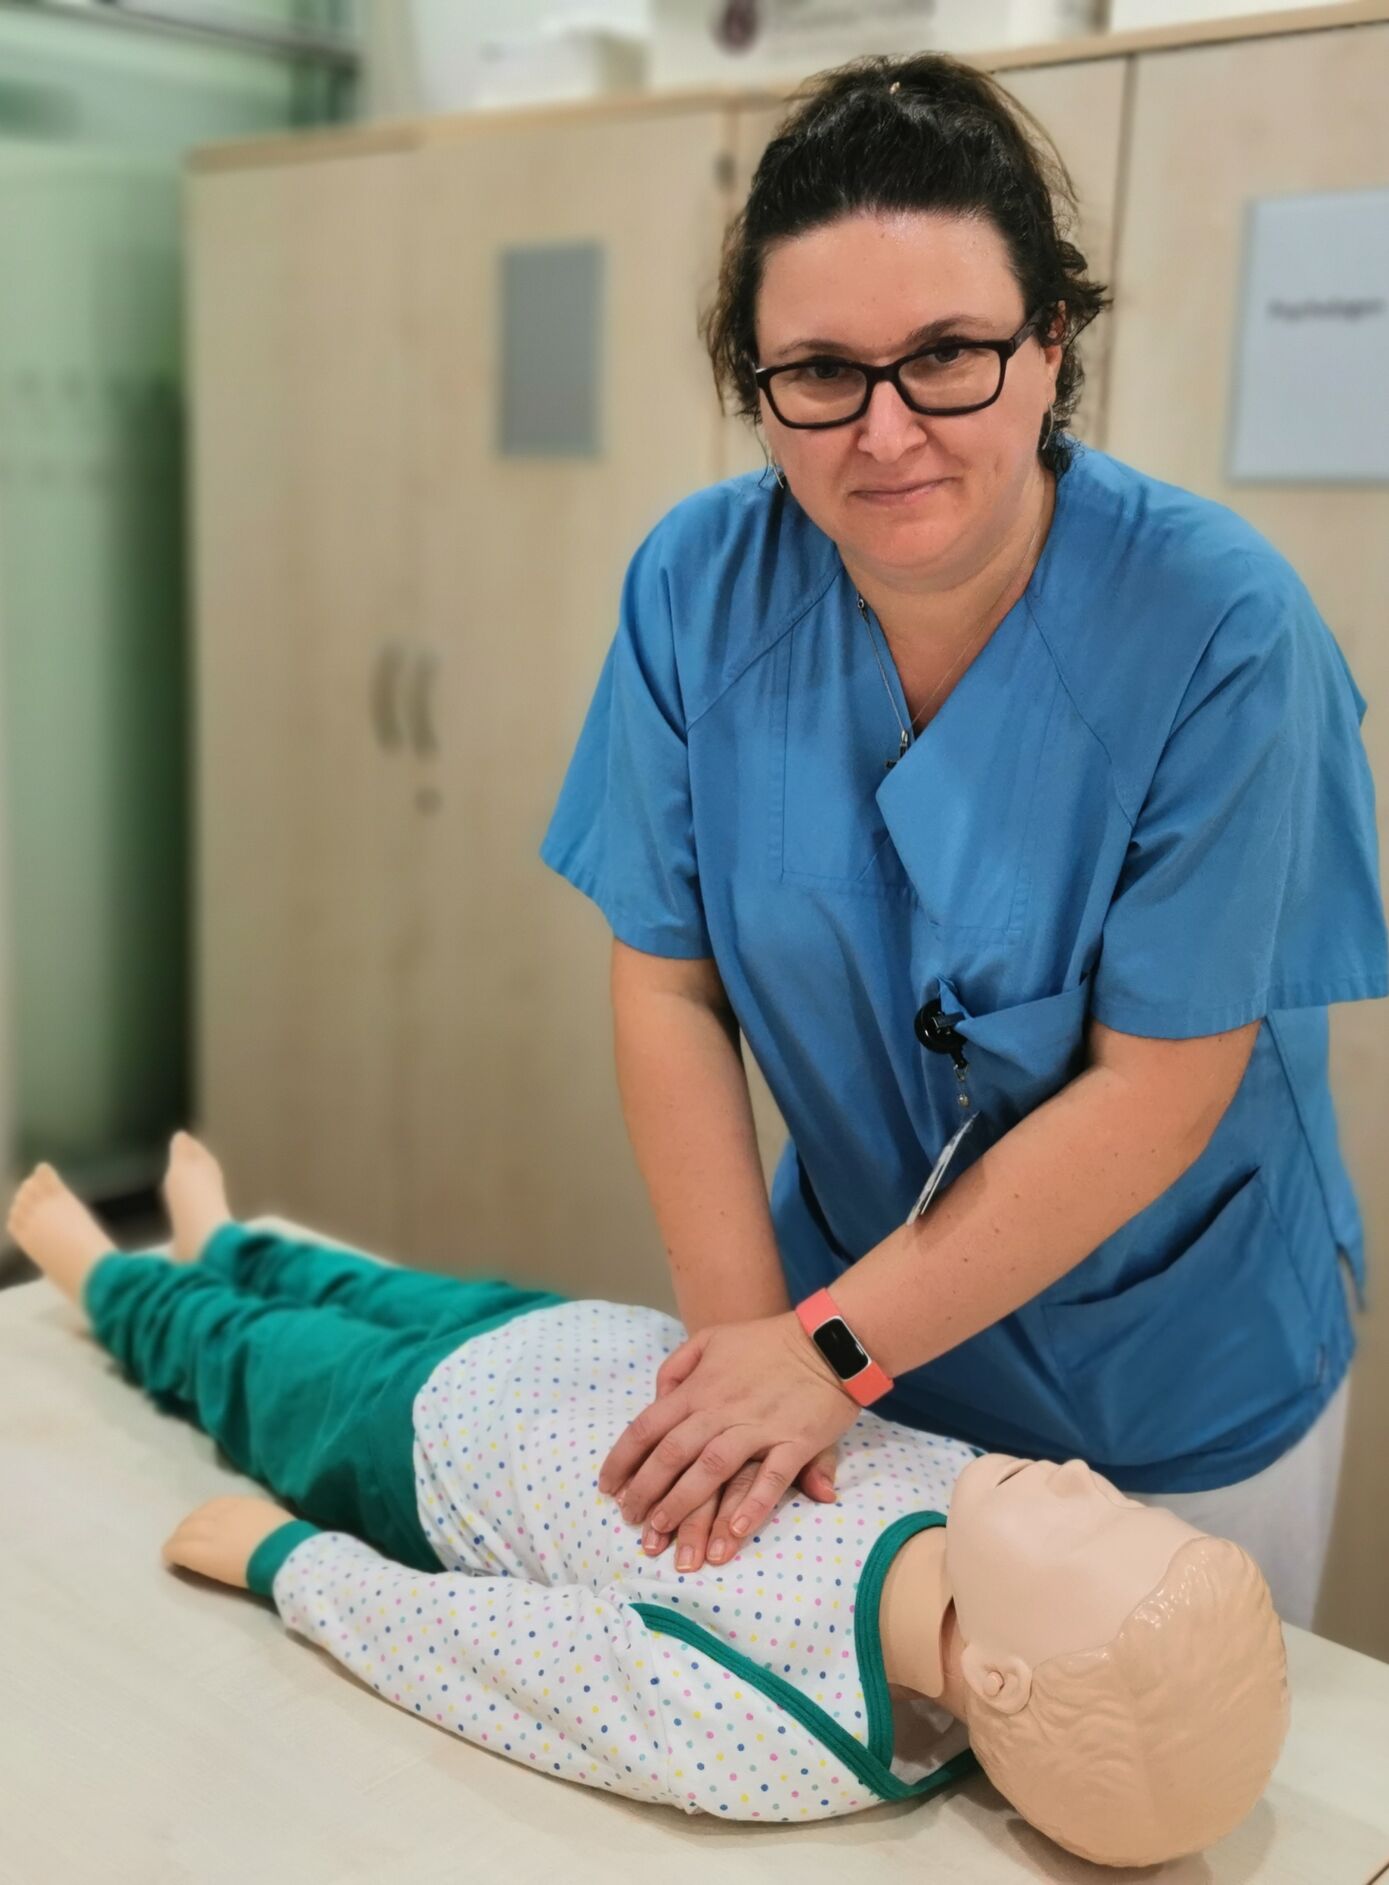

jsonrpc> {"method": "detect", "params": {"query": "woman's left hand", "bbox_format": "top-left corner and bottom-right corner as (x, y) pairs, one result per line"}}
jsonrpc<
(598, 1311), (858, 1545)
(161, 1495), (295, 1589)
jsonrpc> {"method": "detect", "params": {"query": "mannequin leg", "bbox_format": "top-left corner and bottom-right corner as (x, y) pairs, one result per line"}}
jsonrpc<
(197, 1221), (565, 1340)
(165, 1129), (565, 1337)
(7, 1162), (541, 1570)
(81, 1249), (459, 1568)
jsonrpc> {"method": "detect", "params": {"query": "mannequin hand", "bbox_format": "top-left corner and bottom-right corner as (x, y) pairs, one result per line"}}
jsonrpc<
(642, 1444), (840, 1571)
(161, 1495), (295, 1589)
(599, 1311), (857, 1547)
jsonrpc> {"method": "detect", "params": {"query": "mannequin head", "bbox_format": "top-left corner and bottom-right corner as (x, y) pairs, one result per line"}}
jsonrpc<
(945, 1453), (1289, 1867)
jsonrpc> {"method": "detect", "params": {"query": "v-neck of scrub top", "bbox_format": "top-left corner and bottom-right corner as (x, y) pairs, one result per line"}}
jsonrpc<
(805, 463), (1075, 940)
(864, 469), (1069, 809)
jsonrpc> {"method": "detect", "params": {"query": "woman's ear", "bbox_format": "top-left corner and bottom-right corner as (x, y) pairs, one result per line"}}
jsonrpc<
(960, 1639), (1033, 1716)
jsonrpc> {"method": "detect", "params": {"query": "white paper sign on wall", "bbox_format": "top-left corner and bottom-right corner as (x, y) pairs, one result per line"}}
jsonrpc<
(1229, 187), (1389, 484)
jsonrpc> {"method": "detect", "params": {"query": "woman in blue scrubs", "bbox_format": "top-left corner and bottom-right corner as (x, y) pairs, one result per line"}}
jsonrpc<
(540, 55), (1387, 1628)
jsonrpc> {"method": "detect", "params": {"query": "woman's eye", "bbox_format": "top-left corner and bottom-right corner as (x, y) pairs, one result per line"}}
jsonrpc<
(779, 360), (843, 384)
(930, 344), (964, 365)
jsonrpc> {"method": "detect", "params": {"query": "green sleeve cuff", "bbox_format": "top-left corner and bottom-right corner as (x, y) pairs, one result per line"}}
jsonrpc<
(246, 1518), (322, 1599)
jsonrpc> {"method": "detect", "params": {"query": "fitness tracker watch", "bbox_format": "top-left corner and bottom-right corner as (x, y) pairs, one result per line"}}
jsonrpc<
(794, 1287), (894, 1408)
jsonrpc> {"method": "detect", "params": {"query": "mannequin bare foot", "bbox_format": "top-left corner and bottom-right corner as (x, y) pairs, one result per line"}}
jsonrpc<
(6, 1164), (117, 1308)
(162, 1131), (234, 1263)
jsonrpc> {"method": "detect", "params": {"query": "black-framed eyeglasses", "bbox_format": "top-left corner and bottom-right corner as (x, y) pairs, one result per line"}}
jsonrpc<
(753, 308), (1049, 429)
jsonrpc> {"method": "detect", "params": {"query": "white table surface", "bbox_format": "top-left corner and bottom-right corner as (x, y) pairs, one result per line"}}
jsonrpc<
(4, 1216), (1389, 1885)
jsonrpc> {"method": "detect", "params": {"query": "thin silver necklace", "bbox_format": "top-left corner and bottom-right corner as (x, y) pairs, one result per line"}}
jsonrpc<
(855, 490), (1049, 771)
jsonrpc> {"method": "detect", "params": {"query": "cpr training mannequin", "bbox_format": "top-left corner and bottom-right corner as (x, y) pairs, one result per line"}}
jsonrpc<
(10, 1135), (1289, 1867)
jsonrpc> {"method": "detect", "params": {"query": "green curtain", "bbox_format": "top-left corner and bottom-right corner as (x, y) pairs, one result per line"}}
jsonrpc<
(0, 6), (353, 1193)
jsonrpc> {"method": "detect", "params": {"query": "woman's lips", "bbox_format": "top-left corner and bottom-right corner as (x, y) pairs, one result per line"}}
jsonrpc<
(854, 477), (949, 505)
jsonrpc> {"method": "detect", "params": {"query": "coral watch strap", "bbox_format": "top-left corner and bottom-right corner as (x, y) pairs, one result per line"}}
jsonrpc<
(794, 1287), (894, 1407)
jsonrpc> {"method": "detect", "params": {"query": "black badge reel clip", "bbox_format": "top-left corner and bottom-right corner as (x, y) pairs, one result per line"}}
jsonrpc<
(907, 994), (979, 1225)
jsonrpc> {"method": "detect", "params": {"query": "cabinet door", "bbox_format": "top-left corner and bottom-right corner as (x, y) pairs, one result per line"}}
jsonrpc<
(188, 150), (416, 1253)
(1104, 22), (1389, 1657)
(404, 108), (729, 1306)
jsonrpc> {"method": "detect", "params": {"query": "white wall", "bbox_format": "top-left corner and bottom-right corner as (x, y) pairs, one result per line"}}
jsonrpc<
(359, 0), (650, 117)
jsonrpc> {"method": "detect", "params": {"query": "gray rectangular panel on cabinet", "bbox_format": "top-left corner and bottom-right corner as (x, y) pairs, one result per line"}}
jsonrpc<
(498, 240), (604, 457)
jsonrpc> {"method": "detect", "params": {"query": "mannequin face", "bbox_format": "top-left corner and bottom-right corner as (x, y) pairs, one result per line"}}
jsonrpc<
(946, 1454), (1204, 1711)
(752, 209), (1062, 594)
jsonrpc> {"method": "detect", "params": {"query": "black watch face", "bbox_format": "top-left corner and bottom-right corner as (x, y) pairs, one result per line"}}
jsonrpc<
(812, 1316), (868, 1379)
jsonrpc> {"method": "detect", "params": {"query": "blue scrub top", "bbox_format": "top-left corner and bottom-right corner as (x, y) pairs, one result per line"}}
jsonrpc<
(539, 440), (1388, 1494)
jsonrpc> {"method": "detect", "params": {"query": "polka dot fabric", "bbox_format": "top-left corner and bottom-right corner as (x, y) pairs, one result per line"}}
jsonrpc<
(270, 1300), (980, 1820)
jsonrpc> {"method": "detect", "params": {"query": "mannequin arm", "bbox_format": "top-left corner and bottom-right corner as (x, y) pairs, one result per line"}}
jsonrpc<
(253, 1528), (678, 1807)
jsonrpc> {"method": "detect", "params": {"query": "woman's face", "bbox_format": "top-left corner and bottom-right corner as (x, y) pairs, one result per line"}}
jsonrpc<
(753, 210), (1063, 587)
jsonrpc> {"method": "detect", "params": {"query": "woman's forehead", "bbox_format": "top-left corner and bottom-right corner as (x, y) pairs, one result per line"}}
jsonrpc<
(755, 210), (1018, 353)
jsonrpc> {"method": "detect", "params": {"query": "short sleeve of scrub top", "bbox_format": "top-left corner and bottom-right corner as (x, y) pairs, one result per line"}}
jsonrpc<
(540, 443), (1389, 1496)
(538, 524), (713, 962)
(1088, 558), (1386, 1036)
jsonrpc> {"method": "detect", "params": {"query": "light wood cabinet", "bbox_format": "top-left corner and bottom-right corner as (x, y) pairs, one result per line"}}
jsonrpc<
(189, 150), (417, 1255)
(401, 108), (732, 1304)
(190, 111), (737, 1307)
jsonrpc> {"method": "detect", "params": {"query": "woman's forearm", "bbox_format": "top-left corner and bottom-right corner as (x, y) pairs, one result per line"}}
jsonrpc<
(613, 973), (790, 1333)
(830, 1035), (1251, 1380)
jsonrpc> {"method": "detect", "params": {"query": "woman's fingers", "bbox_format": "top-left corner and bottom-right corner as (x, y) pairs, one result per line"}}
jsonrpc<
(703, 1464), (761, 1568)
(654, 1331), (705, 1399)
(618, 1411), (724, 1528)
(598, 1390), (692, 1496)
(796, 1442), (839, 1502)
(727, 1443), (805, 1540)
(667, 1493), (715, 1570)
(672, 1464), (759, 1572)
(638, 1428), (761, 1538)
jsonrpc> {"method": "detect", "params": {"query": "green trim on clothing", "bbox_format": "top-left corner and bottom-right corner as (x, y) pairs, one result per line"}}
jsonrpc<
(855, 1509), (949, 1767)
(633, 1508), (979, 1804)
(247, 1519), (322, 1598)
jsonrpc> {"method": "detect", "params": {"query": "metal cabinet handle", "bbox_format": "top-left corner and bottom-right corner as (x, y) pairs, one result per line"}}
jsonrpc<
(370, 641), (408, 751)
(407, 647), (439, 758)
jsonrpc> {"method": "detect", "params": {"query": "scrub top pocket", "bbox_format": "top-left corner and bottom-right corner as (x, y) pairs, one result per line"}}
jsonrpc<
(1040, 1168), (1321, 1471)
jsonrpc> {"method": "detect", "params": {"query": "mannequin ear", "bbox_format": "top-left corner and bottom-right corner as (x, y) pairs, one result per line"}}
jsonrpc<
(960, 1641), (1033, 1717)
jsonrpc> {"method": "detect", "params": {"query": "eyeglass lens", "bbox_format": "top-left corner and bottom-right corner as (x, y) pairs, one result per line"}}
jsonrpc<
(769, 345), (1003, 424)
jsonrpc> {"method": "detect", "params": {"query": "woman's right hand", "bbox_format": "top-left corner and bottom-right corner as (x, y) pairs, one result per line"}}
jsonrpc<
(640, 1444), (839, 1571)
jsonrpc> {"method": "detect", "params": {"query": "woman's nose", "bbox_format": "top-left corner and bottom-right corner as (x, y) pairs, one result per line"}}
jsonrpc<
(858, 376), (933, 450)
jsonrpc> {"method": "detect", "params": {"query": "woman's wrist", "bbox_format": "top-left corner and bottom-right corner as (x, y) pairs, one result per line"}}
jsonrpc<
(678, 1271), (792, 1334)
(824, 1223), (924, 1381)
(792, 1288), (894, 1406)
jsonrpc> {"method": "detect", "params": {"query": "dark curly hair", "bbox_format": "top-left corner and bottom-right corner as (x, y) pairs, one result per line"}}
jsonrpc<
(700, 52), (1112, 477)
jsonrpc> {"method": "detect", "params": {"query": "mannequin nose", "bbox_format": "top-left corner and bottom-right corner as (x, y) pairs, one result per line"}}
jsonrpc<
(1051, 1457), (1098, 1496)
